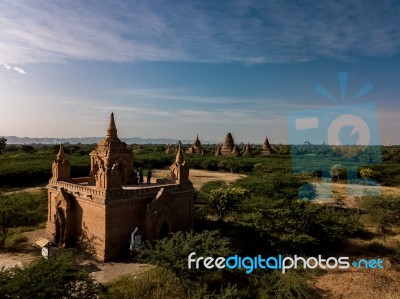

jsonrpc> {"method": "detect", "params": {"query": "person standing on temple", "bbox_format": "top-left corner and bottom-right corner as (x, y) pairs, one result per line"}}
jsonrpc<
(136, 169), (141, 184)
(133, 168), (138, 185)
(147, 169), (152, 184)
(139, 168), (144, 184)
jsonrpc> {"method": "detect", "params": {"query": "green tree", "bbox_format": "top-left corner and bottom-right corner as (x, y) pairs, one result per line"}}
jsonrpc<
(240, 201), (362, 252)
(0, 253), (101, 298)
(360, 168), (373, 181)
(330, 164), (346, 182)
(208, 187), (249, 221)
(0, 137), (6, 154)
(21, 144), (35, 153)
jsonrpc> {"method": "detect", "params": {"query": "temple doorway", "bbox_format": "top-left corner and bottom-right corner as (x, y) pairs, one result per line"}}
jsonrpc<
(159, 221), (169, 239)
(54, 207), (66, 246)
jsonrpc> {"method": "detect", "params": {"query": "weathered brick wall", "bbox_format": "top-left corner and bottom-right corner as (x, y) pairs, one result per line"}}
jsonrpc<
(170, 189), (194, 231)
(104, 197), (149, 260)
(48, 182), (194, 261)
(104, 187), (194, 260)
(74, 197), (106, 260)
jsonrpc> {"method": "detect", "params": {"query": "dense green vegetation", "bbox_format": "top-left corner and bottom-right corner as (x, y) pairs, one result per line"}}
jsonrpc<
(361, 195), (400, 232)
(104, 231), (319, 298)
(1, 142), (399, 297)
(0, 253), (101, 298)
(2, 143), (400, 187)
(0, 144), (92, 187)
(0, 138), (6, 154)
(0, 189), (47, 250)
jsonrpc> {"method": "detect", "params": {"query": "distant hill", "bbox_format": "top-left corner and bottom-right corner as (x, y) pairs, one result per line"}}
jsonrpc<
(3, 136), (217, 145)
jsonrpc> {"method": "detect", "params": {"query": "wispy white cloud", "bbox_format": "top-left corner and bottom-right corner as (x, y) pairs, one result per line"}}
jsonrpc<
(1, 63), (26, 74)
(116, 88), (268, 104)
(1, 0), (400, 65)
(13, 66), (26, 74)
(62, 97), (278, 127)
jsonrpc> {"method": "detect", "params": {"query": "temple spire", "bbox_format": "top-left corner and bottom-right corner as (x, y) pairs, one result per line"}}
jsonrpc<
(57, 144), (66, 160)
(106, 112), (118, 138)
(175, 144), (184, 164)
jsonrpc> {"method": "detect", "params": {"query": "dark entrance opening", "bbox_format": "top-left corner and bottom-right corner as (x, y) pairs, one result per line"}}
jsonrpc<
(55, 207), (66, 246)
(159, 221), (169, 239)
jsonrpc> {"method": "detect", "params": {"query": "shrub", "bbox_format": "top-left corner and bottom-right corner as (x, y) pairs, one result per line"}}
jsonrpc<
(0, 253), (101, 298)
(105, 267), (185, 299)
(0, 190), (47, 250)
(4, 232), (28, 251)
(361, 196), (400, 232)
(138, 230), (231, 296)
(255, 270), (318, 299)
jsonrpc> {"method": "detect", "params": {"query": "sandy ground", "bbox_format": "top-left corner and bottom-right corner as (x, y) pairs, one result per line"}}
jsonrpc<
(314, 182), (400, 204)
(0, 228), (150, 284)
(313, 182), (400, 298)
(315, 263), (400, 298)
(153, 168), (245, 189)
(0, 169), (245, 284)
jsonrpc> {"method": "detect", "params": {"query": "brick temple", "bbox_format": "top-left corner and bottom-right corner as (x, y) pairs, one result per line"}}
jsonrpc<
(46, 113), (194, 261)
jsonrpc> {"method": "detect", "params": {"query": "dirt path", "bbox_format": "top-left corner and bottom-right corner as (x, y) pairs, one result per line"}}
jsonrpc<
(0, 229), (149, 284)
(153, 169), (246, 189)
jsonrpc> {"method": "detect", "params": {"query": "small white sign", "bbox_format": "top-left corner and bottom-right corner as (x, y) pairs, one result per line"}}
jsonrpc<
(42, 247), (49, 258)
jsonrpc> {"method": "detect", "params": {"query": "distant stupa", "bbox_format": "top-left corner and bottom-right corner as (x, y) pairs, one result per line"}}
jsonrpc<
(215, 133), (238, 156)
(261, 136), (274, 155)
(242, 142), (252, 156)
(187, 134), (204, 154)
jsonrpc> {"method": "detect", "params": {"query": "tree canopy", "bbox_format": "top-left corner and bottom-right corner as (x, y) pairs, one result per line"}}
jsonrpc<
(0, 137), (6, 154)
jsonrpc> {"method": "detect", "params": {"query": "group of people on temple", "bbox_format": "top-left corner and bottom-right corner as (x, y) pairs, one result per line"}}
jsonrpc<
(133, 168), (152, 185)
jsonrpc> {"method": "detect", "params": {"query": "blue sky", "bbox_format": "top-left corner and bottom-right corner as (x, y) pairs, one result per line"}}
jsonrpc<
(0, 0), (400, 144)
